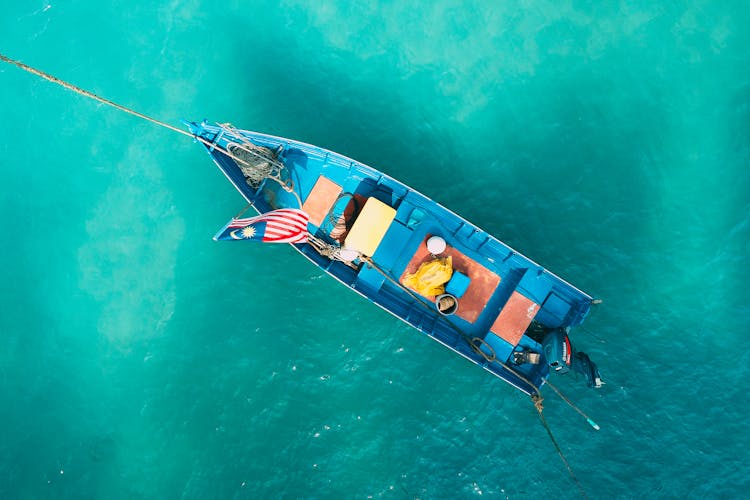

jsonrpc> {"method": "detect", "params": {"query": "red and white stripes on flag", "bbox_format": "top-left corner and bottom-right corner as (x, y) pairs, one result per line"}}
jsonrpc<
(215, 208), (309, 243)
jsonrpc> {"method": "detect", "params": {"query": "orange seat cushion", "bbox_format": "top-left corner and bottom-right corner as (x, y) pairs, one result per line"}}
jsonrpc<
(302, 176), (343, 227)
(488, 291), (540, 347)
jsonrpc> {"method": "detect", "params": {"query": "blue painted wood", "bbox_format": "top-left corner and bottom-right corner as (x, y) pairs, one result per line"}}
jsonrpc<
(186, 121), (595, 396)
(446, 271), (471, 298)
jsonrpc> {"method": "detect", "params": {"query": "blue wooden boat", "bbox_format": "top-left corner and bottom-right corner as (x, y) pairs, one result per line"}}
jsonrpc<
(186, 121), (602, 397)
(0, 53), (598, 483)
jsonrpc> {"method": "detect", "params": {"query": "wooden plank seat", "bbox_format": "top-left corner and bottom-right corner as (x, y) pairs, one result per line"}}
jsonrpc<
(487, 291), (540, 347)
(302, 176), (343, 227)
(344, 197), (397, 257)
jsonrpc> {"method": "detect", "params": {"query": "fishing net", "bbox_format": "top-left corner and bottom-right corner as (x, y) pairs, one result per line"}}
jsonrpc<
(227, 142), (277, 187)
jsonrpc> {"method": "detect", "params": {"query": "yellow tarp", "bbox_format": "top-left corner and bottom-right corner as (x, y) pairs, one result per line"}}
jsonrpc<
(403, 256), (453, 297)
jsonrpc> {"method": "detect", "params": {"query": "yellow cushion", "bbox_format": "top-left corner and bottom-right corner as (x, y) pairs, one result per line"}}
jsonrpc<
(344, 197), (396, 256)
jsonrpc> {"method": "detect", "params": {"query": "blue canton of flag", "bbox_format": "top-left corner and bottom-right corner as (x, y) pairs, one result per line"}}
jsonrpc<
(214, 209), (309, 243)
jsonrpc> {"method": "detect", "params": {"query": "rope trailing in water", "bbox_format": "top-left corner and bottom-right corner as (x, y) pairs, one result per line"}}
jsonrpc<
(0, 53), (194, 138)
(545, 380), (600, 430)
(533, 395), (589, 499)
(0, 52), (301, 205)
(1, 51), (589, 497)
(360, 255), (591, 497)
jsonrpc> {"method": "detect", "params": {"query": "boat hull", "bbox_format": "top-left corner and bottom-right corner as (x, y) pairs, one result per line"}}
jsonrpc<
(187, 121), (594, 395)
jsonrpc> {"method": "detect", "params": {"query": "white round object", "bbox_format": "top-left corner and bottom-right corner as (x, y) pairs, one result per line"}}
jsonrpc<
(426, 236), (447, 255)
(338, 247), (360, 262)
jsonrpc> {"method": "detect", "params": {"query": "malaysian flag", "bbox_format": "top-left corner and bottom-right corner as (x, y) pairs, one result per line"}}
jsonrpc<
(214, 208), (309, 243)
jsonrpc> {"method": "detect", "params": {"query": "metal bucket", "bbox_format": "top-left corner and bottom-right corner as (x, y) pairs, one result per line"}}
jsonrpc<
(435, 293), (458, 315)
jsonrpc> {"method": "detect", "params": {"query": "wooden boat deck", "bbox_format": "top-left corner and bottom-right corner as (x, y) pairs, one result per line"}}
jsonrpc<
(188, 121), (596, 395)
(488, 291), (540, 346)
(399, 235), (501, 324)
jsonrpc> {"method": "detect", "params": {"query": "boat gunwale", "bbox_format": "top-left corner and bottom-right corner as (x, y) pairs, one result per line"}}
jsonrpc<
(231, 126), (595, 303)
(190, 121), (602, 395)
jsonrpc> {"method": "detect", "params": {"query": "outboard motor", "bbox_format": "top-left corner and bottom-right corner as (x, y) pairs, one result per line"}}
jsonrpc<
(542, 328), (602, 388)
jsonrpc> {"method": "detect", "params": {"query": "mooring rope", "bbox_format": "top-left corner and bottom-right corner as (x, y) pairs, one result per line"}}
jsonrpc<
(1, 51), (590, 498)
(545, 380), (600, 430)
(0, 52), (302, 205)
(534, 395), (589, 499)
(359, 255), (592, 497)
(0, 53), (194, 138)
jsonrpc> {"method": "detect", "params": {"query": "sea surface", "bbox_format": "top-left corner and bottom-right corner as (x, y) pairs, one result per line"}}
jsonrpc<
(1, 1), (749, 498)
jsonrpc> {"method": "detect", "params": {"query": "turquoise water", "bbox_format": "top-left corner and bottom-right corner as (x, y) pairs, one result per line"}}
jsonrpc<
(2, 1), (749, 498)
